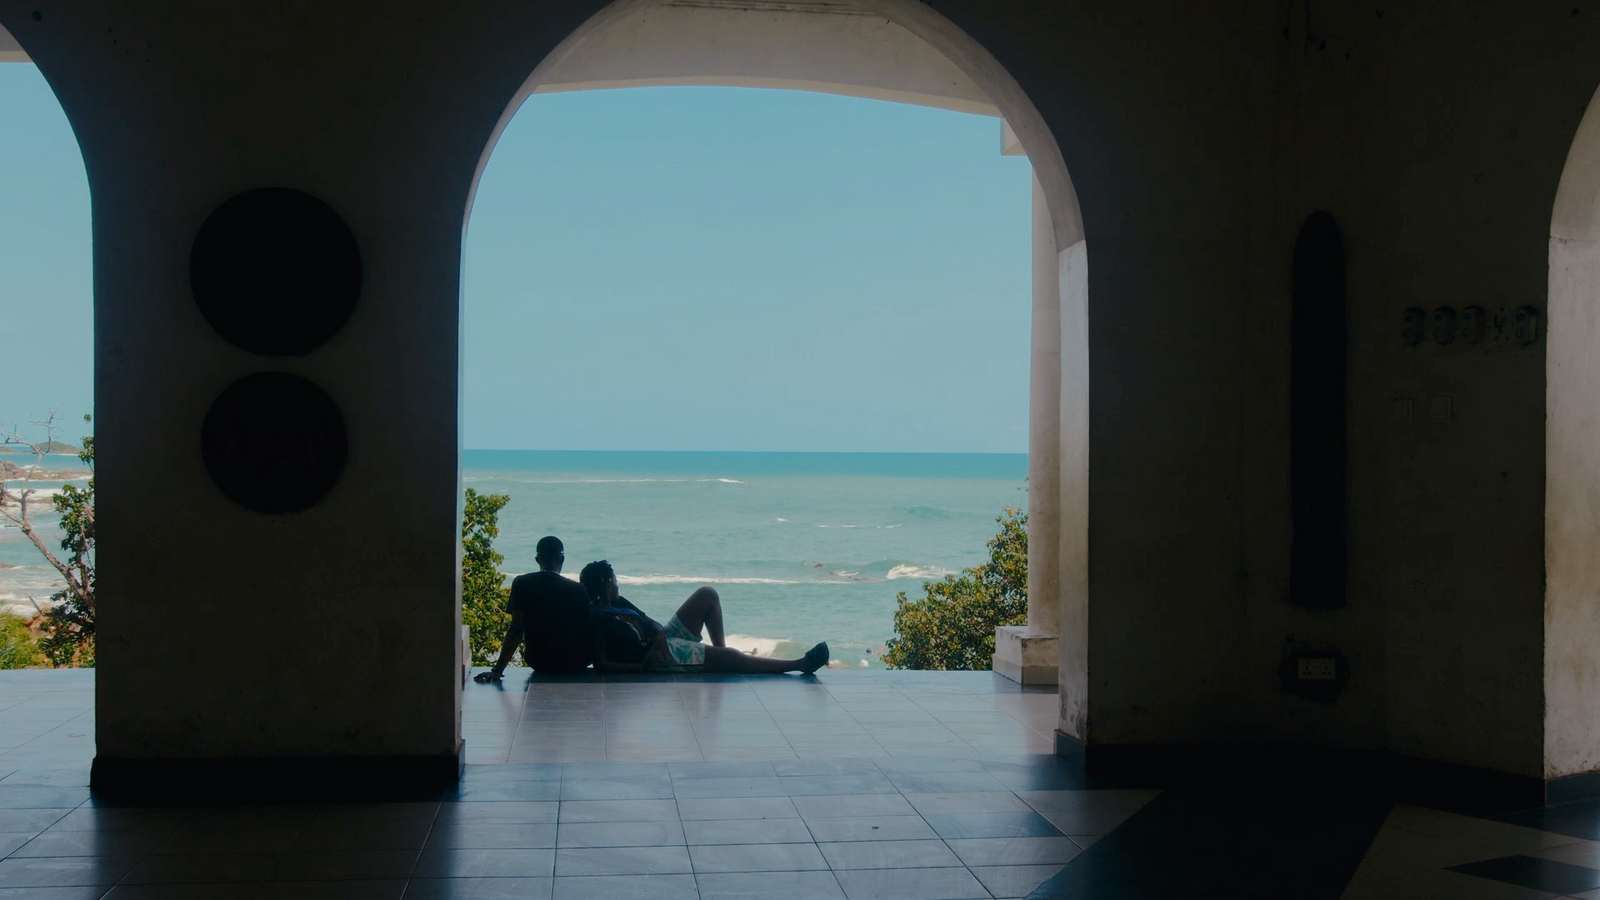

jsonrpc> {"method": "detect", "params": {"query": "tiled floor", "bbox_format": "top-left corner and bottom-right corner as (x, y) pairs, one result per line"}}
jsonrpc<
(462, 668), (1061, 764)
(14, 669), (1600, 898)
(0, 668), (1117, 899)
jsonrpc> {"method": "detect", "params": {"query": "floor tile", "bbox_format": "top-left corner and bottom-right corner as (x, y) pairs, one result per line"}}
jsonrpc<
(791, 795), (914, 820)
(413, 849), (556, 879)
(554, 845), (692, 876)
(270, 849), (418, 880)
(1014, 789), (1158, 834)
(0, 889), (116, 900)
(683, 817), (814, 845)
(556, 800), (677, 824)
(436, 803), (558, 825)
(0, 787), (89, 810)
(676, 797), (798, 821)
(778, 775), (898, 797)
(556, 821), (685, 849)
(688, 841), (829, 873)
(0, 810), (70, 833)
(817, 839), (962, 869)
(970, 864), (1065, 898)
(802, 816), (937, 843)
(46, 809), (188, 832)
(772, 759), (882, 777)
(426, 823), (558, 850)
(1387, 804), (1579, 854)
(668, 761), (776, 780)
(152, 826), (301, 854)
(0, 855), (137, 887)
(921, 812), (1063, 840)
(945, 836), (1080, 867)
(102, 885), (259, 899)
(290, 821), (433, 851)
(549, 873), (697, 900)
(696, 870), (847, 900)
(902, 792), (1032, 817)
(10, 829), (168, 857)
(559, 777), (674, 802)
(451, 782), (561, 803)
(255, 879), (408, 899)
(402, 877), (555, 899)
(882, 772), (1009, 794)
(119, 853), (280, 884)
(1447, 854), (1600, 894)
(831, 866), (989, 900)
(672, 776), (789, 800)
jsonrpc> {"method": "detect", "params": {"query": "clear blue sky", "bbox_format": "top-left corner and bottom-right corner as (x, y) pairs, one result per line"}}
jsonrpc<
(1, 69), (1032, 452)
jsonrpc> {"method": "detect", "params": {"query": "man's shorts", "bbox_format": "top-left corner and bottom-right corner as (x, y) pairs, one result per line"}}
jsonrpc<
(650, 615), (706, 671)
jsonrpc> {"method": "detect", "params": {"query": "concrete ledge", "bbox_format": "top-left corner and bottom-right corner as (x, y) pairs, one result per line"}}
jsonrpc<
(91, 747), (464, 804)
(1059, 741), (1600, 813)
(992, 625), (1058, 685)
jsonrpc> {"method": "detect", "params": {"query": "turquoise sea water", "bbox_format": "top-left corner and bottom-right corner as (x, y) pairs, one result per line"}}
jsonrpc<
(464, 450), (1028, 667)
(0, 451), (1028, 668)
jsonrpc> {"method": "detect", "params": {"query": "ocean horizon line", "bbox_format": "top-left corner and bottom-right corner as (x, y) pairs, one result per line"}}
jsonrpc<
(462, 448), (1029, 481)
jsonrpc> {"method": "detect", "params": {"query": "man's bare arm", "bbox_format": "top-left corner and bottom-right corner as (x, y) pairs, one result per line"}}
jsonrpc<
(474, 611), (526, 682)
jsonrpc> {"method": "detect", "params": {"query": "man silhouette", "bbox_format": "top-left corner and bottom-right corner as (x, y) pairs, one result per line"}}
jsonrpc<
(473, 535), (592, 681)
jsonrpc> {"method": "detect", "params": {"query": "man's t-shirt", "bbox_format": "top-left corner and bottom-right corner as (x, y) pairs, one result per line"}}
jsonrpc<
(506, 571), (592, 673)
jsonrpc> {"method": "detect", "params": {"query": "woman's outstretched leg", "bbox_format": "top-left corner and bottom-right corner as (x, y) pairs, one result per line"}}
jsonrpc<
(704, 643), (828, 675)
(673, 586), (726, 647)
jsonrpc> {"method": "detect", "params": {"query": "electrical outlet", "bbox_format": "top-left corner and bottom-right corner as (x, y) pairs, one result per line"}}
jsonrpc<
(1296, 657), (1338, 681)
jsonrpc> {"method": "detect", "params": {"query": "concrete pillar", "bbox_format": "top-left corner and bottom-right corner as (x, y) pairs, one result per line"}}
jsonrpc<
(994, 173), (1061, 684)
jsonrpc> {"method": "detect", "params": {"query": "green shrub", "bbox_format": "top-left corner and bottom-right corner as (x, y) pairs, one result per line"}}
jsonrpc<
(462, 487), (516, 666)
(0, 612), (45, 669)
(882, 507), (1027, 670)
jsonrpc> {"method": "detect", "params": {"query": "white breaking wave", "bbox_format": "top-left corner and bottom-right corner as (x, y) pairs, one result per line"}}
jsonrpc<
(617, 574), (811, 586)
(886, 564), (954, 581)
(723, 633), (787, 656)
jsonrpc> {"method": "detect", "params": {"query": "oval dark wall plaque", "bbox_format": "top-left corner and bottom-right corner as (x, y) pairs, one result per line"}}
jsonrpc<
(201, 372), (348, 514)
(190, 187), (361, 355)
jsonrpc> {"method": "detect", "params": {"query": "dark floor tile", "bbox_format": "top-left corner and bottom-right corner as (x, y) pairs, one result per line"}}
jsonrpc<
(152, 825), (300, 854)
(0, 887), (107, 900)
(102, 885), (256, 899)
(46, 809), (189, 833)
(696, 870), (846, 900)
(10, 829), (168, 857)
(427, 823), (557, 850)
(1498, 798), (1600, 841)
(270, 849), (418, 880)
(549, 873), (696, 900)
(0, 855), (137, 887)
(255, 879), (407, 899)
(291, 821), (433, 851)
(402, 877), (554, 899)
(119, 853), (279, 885)
(413, 849), (556, 879)
(1447, 853), (1600, 894)
(922, 812), (1064, 840)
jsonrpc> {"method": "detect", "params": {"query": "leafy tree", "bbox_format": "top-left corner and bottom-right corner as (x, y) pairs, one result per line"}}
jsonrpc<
(462, 487), (516, 666)
(0, 412), (95, 667)
(882, 507), (1027, 670)
(0, 612), (45, 669)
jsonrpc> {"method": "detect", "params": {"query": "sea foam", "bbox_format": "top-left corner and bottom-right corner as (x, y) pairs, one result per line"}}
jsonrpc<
(886, 564), (954, 581)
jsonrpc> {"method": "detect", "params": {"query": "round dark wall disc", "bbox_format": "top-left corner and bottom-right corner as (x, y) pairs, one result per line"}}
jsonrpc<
(190, 187), (361, 355)
(201, 372), (348, 514)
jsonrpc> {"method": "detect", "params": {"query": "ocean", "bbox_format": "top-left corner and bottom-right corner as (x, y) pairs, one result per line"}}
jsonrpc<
(2, 450), (1028, 667)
